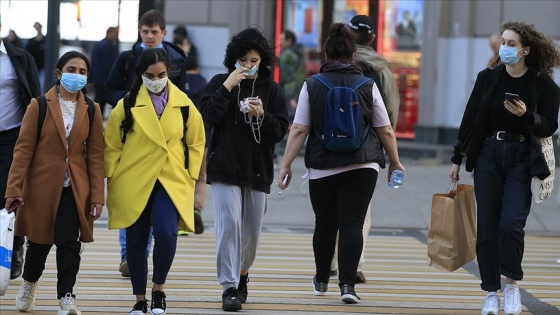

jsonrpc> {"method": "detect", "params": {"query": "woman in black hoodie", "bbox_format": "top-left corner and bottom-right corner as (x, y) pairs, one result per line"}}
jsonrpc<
(200, 27), (289, 312)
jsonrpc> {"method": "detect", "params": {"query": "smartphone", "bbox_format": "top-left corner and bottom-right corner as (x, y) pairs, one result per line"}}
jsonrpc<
(505, 93), (520, 102)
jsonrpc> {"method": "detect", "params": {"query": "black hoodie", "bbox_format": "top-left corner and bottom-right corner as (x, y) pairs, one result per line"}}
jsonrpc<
(200, 68), (289, 193)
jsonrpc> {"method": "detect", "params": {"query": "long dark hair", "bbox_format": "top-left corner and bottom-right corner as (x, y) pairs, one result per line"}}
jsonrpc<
(323, 23), (356, 61)
(120, 48), (169, 142)
(55, 51), (90, 93)
(223, 26), (276, 73)
(493, 21), (560, 77)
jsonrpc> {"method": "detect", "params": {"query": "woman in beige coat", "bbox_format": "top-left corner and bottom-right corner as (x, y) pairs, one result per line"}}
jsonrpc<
(5, 51), (104, 315)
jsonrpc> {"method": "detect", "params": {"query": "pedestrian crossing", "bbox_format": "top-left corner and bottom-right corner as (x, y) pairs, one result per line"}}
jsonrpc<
(0, 228), (558, 314)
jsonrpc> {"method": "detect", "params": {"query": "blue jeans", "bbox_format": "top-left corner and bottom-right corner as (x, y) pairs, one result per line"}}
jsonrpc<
(119, 228), (152, 261)
(473, 137), (531, 292)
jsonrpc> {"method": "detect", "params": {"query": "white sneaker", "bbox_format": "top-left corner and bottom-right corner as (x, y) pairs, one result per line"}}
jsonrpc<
(503, 284), (522, 315)
(16, 278), (41, 312)
(481, 292), (500, 315)
(58, 293), (82, 315)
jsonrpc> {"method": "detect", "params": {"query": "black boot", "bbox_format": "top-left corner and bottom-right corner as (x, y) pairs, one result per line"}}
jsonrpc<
(10, 247), (24, 280)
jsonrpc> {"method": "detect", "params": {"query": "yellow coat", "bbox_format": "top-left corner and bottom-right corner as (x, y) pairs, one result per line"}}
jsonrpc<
(104, 82), (205, 232)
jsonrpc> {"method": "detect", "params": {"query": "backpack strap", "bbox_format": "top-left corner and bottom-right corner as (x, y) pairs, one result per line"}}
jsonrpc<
(311, 73), (372, 91)
(85, 96), (95, 128)
(36, 95), (47, 139)
(180, 106), (189, 169)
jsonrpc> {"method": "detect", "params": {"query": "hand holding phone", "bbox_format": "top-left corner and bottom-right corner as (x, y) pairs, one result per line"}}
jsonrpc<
(505, 93), (520, 102)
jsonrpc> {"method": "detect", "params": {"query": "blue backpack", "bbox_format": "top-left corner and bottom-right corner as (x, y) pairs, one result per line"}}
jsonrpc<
(311, 74), (372, 153)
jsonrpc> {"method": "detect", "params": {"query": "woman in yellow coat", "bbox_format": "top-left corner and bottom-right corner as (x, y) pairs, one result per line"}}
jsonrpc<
(104, 48), (205, 315)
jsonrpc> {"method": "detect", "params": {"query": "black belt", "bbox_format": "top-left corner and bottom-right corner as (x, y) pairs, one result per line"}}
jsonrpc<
(489, 131), (526, 142)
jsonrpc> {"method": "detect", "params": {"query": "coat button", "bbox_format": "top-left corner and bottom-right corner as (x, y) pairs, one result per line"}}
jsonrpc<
(64, 157), (69, 163)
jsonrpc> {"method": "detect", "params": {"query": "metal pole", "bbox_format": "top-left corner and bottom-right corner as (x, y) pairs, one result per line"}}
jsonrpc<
(43, 0), (61, 93)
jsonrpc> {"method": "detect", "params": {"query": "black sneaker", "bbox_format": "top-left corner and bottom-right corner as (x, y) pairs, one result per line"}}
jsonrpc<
(340, 284), (360, 304)
(150, 290), (166, 315)
(194, 209), (204, 234)
(238, 274), (249, 303)
(129, 300), (148, 314)
(221, 287), (242, 312)
(312, 276), (328, 296)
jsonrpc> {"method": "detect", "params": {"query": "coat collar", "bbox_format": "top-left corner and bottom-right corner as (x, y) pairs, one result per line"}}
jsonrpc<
(130, 82), (192, 150)
(45, 87), (89, 150)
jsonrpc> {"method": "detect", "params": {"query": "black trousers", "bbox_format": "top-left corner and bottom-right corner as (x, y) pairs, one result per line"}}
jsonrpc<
(309, 168), (377, 288)
(0, 127), (25, 250)
(22, 187), (82, 299)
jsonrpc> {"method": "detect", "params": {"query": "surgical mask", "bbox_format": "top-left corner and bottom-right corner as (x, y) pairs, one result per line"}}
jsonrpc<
(60, 73), (87, 93)
(499, 45), (524, 65)
(142, 76), (168, 94)
(235, 61), (258, 76)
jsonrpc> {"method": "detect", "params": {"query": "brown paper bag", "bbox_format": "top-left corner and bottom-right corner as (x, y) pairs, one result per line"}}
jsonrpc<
(427, 184), (476, 272)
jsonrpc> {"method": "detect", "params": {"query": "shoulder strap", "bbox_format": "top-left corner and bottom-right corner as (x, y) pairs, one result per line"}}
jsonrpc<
(311, 73), (372, 91)
(180, 106), (189, 169)
(85, 96), (95, 127)
(37, 95), (47, 139)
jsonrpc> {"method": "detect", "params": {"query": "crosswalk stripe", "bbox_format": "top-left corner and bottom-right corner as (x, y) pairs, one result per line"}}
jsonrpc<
(0, 229), (558, 314)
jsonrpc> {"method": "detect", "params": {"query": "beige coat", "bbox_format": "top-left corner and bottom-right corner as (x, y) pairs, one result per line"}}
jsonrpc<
(5, 87), (105, 244)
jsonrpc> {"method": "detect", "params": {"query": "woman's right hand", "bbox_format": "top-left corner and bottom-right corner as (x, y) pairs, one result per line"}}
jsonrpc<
(223, 67), (248, 91)
(5, 197), (24, 213)
(449, 164), (460, 183)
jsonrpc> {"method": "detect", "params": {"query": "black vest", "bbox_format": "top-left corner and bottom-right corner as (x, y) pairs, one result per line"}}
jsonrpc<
(304, 72), (386, 170)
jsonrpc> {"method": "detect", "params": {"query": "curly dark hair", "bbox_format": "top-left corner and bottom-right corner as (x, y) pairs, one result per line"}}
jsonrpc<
(493, 21), (560, 77)
(323, 23), (356, 60)
(223, 26), (276, 73)
(120, 48), (170, 143)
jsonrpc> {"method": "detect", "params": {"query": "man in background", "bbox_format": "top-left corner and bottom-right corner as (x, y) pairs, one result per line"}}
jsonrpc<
(278, 30), (306, 123)
(487, 32), (501, 68)
(25, 22), (45, 90)
(0, 20), (41, 280)
(89, 26), (118, 117)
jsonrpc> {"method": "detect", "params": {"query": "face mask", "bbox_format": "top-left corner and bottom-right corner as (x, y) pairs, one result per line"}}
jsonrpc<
(142, 76), (168, 94)
(60, 73), (87, 93)
(499, 45), (524, 65)
(235, 61), (258, 76)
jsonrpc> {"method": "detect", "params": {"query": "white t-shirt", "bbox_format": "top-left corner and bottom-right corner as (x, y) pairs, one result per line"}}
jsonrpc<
(293, 81), (391, 179)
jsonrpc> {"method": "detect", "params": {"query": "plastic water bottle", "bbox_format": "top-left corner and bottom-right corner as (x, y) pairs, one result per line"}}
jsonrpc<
(388, 170), (405, 188)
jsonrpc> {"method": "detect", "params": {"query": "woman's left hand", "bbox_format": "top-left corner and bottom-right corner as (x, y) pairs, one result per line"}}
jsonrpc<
(504, 99), (527, 117)
(90, 203), (103, 221)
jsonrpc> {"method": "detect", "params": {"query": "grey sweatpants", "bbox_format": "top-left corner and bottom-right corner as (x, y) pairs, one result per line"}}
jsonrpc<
(212, 182), (267, 290)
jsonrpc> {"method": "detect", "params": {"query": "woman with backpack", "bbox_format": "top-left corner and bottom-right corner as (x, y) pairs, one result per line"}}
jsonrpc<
(199, 27), (289, 312)
(5, 51), (105, 314)
(277, 23), (404, 304)
(104, 48), (205, 314)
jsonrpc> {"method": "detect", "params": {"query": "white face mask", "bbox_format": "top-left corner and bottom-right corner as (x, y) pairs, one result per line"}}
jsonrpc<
(142, 76), (168, 93)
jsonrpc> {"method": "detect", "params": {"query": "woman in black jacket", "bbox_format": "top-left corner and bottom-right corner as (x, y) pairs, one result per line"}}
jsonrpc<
(449, 21), (560, 315)
(200, 27), (289, 312)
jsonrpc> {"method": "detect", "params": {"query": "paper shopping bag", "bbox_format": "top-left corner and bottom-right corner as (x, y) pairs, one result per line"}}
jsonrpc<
(0, 208), (15, 296)
(427, 184), (476, 272)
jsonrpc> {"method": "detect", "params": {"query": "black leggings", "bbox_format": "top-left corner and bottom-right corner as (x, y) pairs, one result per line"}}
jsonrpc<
(309, 168), (377, 287)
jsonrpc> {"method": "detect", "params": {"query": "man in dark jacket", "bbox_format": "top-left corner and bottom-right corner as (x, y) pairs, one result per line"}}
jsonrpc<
(89, 26), (118, 116)
(279, 30), (306, 123)
(104, 9), (188, 107)
(0, 23), (41, 280)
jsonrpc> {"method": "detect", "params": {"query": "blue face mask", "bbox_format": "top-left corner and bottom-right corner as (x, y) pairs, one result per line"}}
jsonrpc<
(499, 45), (524, 65)
(60, 73), (88, 93)
(235, 61), (258, 76)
